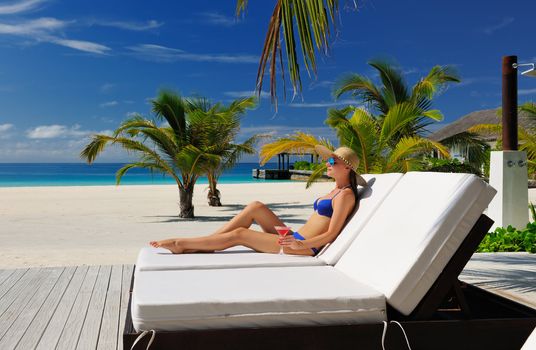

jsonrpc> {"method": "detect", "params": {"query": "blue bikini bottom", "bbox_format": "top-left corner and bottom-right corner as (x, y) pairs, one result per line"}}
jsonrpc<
(292, 232), (320, 255)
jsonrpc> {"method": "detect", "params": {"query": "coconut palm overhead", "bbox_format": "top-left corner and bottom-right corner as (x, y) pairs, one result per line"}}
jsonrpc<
(236, 0), (346, 107)
(186, 96), (260, 206)
(81, 90), (225, 218)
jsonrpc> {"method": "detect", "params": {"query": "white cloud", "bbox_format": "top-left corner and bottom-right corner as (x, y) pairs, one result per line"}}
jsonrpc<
(308, 80), (335, 90)
(93, 19), (163, 31)
(100, 100), (118, 108)
(0, 17), (110, 54)
(51, 38), (110, 54)
(482, 17), (514, 35)
(125, 111), (139, 117)
(0, 0), (46, 15)
(519, 88), (536, 96)
(287, 99), (357, 108)
(26, 124), (107, 139)
(0, 123), (14, 139)
(127, 44), (258, 64)
(224, 90), (269, 99)
(198, 12), (238, 27)
(0, 17), (67, 35)
(0, 123), (13, 132)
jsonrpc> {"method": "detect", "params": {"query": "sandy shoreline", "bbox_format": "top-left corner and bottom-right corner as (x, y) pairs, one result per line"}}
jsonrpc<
(2, 182), (535, 268)
(0, 182), (333, 268)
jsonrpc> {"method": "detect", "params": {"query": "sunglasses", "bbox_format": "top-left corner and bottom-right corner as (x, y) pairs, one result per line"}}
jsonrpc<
(327, 157), (337, 166)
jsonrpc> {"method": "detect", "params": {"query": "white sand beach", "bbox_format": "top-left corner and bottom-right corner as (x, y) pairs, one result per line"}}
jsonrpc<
(0, 182), (333, 268)
(1, 182), (535, 269)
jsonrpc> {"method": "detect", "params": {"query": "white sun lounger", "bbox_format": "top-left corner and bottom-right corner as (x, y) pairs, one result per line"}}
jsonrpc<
(135, 173), (403, 272)
(130, 172), (496, 332)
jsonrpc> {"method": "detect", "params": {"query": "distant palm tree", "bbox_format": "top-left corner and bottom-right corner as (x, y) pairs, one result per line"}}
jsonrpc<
(81, 91), (220, 218)
(333, 60), (460, 139)
(187, 97), (260, 206)
(236, 0), (346, 107)
(468, 102), (536, 177)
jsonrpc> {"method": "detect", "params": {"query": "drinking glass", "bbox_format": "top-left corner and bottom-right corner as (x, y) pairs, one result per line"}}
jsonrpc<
(274, 226), (292, 255)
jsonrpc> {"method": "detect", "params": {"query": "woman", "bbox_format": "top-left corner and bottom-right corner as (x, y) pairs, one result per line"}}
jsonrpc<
(150, 145), (367, 255)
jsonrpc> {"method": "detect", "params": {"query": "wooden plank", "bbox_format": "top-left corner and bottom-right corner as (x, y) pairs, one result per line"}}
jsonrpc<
(118, 264), (134, 350)
(97, 265), (122, 350)
(0, 267), (65, 349)
(14, 266), (77, 350)
(0, 269), (27, 301)
(0, 269), (16, 288)
(0, 268), (44, 326)
(54, 265), (100, 350)
(76, 265), (112, 350)
(35, 266), (89, 350)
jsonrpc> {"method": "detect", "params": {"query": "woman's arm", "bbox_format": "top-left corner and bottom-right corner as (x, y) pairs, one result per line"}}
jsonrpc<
(282, 190), (356, 250)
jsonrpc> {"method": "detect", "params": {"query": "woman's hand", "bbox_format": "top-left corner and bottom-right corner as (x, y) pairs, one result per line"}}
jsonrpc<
(278, 235), (305, 250)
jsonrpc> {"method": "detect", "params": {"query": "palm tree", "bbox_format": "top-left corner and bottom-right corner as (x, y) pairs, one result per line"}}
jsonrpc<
(468, 102), (536, 177)
(186, 97), (260, 206)
(236, 0), (348, 107)
(333, 60), (460, 139)
(80, 90), (219, 218)
(328, 104), (449, 172)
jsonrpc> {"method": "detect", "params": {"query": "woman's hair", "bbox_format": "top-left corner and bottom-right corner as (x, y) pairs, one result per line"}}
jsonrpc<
(348, 170), (359, 205)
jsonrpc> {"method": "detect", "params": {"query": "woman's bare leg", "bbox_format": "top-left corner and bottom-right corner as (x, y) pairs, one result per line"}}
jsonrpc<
(149, 201), (284, 250)
(211, 201), (285, 235)
(155, 227), (312, 255)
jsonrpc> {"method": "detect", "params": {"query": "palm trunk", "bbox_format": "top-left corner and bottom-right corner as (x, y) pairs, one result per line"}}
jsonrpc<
(207, 172), (222, 207)
(178, 184), (195, 218)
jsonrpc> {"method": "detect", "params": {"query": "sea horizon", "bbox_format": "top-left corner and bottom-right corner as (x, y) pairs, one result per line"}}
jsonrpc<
(0, 162), (285, 187)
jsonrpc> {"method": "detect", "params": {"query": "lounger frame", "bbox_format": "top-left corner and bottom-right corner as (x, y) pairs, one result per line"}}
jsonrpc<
(123, 215), (536, 350)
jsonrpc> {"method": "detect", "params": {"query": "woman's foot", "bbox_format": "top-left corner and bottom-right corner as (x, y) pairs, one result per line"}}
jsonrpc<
(149, 239), (184, 254)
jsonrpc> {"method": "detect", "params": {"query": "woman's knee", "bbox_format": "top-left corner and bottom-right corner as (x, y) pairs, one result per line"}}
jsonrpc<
(229, 227), (247, 243)
(246, 201), (265, 211)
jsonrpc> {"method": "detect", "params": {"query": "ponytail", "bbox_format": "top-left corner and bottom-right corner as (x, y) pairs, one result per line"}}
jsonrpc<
(349, 170), (359, 206)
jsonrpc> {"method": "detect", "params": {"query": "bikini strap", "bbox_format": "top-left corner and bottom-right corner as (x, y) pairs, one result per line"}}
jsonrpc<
(331, 185), (351, 199)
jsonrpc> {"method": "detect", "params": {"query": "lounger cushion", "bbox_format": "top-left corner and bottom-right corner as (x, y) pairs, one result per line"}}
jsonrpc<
(136, 247), (323, 271)
(131, 266), (386, 331)
(335, 172), (496, 315)
(317, 173), (403, 264)
(135, 173), (403, 272)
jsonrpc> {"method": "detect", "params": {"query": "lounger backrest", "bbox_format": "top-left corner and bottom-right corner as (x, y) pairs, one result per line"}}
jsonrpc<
(317, 173), (403, 264)
(335, 172), (496, 315)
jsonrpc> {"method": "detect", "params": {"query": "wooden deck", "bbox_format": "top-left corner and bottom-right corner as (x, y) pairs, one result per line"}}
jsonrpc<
(0, 255), (534, 350)
(0, 265), (133, 350)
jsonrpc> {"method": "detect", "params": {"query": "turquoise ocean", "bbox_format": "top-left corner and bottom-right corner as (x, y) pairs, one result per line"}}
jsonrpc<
(0, 163), (280, 187)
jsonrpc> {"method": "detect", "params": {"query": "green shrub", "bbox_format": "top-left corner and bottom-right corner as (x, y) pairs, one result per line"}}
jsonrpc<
(292, 161), (322, 171)
(423, 157), (482, 176)
(477, 223), (536, 253)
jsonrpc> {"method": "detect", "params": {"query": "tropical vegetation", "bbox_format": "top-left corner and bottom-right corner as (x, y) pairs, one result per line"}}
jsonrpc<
(185, 97), (260, 206)
(467, 102), (536, 177)
(260, 60), (459, 185)
(80, 91), (257, 218)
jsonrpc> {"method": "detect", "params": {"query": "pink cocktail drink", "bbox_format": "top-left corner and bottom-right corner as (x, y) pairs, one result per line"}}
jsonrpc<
(275, 226), (292, 255)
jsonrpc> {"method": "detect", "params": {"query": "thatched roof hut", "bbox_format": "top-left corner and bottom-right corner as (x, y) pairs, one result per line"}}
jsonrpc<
(429, 108), (536, 142)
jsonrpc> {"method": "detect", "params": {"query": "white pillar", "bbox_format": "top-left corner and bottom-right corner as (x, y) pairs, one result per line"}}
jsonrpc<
(488, 150), (529, 229)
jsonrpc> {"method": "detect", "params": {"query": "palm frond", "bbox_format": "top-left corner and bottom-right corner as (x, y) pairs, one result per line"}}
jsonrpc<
(333, 73), (387, 113)
(411, 65), (460, 101)
(520, 102), (536, 117)
(369, 60), (409, 107)
(259, 132), (332, 165)
(385, 136), (449, 172)
(306, 163), (329, 189)
(468, 123), (502, 136)
(80, 134), (115, 164)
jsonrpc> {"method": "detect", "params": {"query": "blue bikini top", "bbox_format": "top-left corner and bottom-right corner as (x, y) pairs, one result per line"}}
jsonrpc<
(313, 186), (351, 218)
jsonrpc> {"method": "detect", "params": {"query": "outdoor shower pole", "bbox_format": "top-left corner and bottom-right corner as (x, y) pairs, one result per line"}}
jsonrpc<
(502, 55), (518, 150)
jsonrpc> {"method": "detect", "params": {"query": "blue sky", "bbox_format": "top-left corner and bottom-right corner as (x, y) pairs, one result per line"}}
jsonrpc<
(0, 0), (534, 162)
